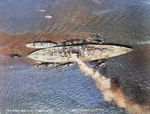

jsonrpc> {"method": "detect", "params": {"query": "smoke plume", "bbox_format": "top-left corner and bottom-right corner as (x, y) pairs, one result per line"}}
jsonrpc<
(71, 54), (150, 114)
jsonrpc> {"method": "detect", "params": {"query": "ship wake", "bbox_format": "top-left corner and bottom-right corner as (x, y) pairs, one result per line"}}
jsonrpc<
(71, 54), (150, 114)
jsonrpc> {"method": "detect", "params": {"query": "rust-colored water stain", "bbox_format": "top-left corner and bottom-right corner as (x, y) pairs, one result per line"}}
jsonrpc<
(0, 31), (90, 66)
(0, 31), (91, 57)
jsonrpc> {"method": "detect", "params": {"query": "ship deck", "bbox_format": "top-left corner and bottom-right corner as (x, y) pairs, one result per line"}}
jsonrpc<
(27, 45), (132, 63)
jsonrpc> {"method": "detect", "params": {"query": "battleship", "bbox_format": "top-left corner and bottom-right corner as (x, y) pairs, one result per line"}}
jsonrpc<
(26, 34), (132, 69)
(27, 44), (133, 63)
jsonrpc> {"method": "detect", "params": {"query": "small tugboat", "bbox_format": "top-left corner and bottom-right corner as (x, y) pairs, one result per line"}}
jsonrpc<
(10, 54), (21, 59)
(85, 59), (107, 68)
(94, 59), (107, 69)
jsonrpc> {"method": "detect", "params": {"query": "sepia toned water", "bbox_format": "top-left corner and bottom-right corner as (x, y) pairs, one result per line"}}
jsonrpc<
(0, 0), (150, 113)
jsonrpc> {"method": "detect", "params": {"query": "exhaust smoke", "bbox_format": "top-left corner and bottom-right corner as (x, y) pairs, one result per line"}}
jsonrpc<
(71, 54), (150, 114)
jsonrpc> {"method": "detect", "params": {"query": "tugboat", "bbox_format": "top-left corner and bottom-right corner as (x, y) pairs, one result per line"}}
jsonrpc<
(10, 54), (21, 59)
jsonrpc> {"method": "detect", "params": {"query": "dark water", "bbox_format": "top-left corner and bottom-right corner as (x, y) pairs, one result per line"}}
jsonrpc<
(1, 0), (150, 46)
(0, 65), (128, 114)
(0, 0), (150, 113)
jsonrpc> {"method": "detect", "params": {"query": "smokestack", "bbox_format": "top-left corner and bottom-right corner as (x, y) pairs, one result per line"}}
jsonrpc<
(71, 54), (150, 114)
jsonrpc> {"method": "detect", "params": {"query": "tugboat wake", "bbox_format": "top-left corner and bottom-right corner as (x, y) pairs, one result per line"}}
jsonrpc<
(71, 54), (150, 114)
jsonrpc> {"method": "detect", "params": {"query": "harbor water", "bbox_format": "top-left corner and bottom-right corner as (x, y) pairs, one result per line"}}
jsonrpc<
(0, 0), (150, 113)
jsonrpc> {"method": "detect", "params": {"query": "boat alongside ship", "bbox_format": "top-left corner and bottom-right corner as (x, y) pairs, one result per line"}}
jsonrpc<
(56, 62), (76, 69)
(33, 61), (75, 69)
(34, 62), (59, 68)
(26, 41), (57, 49)
(57, 39), (85, 46)
(57, 38), (104, 46)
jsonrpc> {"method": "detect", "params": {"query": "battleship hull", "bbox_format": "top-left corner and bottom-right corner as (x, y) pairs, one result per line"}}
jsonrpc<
(27, 45), (133, 63)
